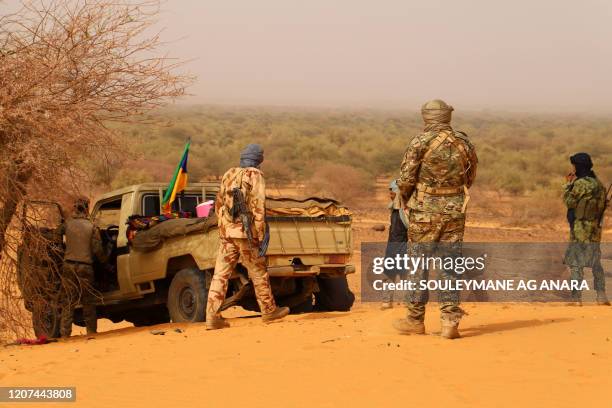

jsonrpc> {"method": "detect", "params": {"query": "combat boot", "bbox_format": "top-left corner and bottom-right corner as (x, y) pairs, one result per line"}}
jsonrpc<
(596, 291), (610, 306)
(566, 294), (582, 306)
(262, 306), (290, 324)
(440, 313), (462, 339)
(206, 314), (230, 330)
(392, 318), (425, 335)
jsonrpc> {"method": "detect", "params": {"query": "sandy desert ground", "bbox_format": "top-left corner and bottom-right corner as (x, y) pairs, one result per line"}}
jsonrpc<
(1, 190), (612, 408)
(1, 302), (612, 408)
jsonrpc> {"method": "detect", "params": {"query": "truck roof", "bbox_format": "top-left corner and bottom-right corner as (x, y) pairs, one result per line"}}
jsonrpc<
(93, 182), (220, 203)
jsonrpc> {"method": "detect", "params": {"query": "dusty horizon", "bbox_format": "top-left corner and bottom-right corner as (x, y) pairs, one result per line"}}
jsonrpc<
(3, 0), (612, 112)
(164, 0), (612, 113)
(161, 102), (612, 119)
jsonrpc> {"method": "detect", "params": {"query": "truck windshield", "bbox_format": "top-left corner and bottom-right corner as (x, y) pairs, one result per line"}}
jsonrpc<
(142, 194), (202, 217)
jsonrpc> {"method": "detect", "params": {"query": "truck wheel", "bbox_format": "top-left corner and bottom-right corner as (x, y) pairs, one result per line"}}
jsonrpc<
(167, 268), (207, 322)
(32, 306), (61, 338)
(314, 276), (355, 312)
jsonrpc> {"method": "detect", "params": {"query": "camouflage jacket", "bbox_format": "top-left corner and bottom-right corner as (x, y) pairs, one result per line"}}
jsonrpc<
(215, 167), (266, 241)
(563, 176), (605, 243)
(398, 129), (477, 217)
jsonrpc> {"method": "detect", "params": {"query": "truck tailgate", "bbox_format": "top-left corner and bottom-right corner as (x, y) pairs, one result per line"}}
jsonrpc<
(266, 215), (352, 255)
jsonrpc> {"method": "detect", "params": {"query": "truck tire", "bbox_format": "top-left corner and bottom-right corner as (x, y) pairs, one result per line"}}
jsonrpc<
(167, 268), (207, 322)
(32, 306), (61, 338)
(314, 276), (355, 312)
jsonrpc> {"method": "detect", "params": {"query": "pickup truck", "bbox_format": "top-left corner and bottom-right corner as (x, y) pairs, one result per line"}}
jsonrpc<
(22, 183), (355, 337)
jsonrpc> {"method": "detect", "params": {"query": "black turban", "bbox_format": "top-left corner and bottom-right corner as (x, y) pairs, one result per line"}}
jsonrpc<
(570, 152), (595, 179)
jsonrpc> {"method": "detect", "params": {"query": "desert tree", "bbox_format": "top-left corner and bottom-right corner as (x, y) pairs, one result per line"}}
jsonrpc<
(0, 0), (191, 339)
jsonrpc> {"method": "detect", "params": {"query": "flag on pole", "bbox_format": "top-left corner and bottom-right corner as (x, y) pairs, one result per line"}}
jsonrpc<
(161, 140), (190, 213)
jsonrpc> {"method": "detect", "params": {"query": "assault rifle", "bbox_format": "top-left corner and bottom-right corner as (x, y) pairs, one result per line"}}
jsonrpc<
(231, 187), (257, 253)
(599, 183), (612, 228)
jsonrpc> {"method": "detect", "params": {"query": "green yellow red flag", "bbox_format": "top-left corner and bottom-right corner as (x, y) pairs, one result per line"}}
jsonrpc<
(161, 140), (190, 213)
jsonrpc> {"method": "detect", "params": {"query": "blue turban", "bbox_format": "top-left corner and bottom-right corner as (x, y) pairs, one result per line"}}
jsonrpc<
(240, 144), (264, 168)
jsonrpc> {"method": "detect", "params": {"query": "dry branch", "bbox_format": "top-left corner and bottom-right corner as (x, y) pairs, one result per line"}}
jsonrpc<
(0, 0), (192, 341)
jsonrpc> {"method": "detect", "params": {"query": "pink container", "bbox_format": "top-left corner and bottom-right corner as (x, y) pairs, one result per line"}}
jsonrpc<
(196, 200), (214, 218)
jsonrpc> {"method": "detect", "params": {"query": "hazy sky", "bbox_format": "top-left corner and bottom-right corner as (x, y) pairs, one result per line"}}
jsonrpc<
(4, 1), (612, 111)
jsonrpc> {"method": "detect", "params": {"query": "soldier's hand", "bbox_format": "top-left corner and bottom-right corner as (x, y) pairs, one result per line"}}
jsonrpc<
(565, 172), (576, 183)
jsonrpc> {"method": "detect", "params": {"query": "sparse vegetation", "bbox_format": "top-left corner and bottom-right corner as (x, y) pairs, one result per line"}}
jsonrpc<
(306, 163), (375, 204)
(110, 106), (612, 204)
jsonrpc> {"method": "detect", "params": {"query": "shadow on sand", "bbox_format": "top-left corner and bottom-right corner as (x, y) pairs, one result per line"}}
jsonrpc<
(297, 312), (352, 320)
(459, 318), (573, 338)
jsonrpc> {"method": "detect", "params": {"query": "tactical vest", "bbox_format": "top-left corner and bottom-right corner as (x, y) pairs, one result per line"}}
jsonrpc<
(415, 130), (476, 212)
(575, 180), (606, 221)
(64, 217), (95, 264)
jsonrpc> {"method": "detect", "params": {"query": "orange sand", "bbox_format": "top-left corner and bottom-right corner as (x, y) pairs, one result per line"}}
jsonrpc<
(2, 302), (612, 408)
(2, 199), (612, 407)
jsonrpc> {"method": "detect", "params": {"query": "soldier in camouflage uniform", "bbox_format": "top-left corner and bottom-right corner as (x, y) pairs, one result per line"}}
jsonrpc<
(392, 99), (478, 339)
(59, 197), (104, 337)
(206, 144), (290, 329)
(563, 153), (609, 306)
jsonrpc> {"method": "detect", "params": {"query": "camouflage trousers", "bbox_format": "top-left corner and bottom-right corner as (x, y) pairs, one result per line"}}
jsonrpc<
(381, 273), (407, 303)
(569, 259), (606, 298)
(60, 261), (97, 337)
(207, 237), (277, 317)
(405, 211), (465, 322)
(564, 226), (602, 268)
(565, 224), (606, 298)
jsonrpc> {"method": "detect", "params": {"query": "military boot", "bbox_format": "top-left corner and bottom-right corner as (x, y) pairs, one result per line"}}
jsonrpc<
(596, 291), (611, 306)
(206, 314), (230, 330)
(440, 313), (462, 339)
(262, 306), (290, 324)
(566, 294), (583, 306)
(392, 318), (425, 335)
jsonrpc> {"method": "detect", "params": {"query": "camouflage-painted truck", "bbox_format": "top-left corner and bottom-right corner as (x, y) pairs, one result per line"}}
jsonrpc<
(25, 183), (355, 337)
